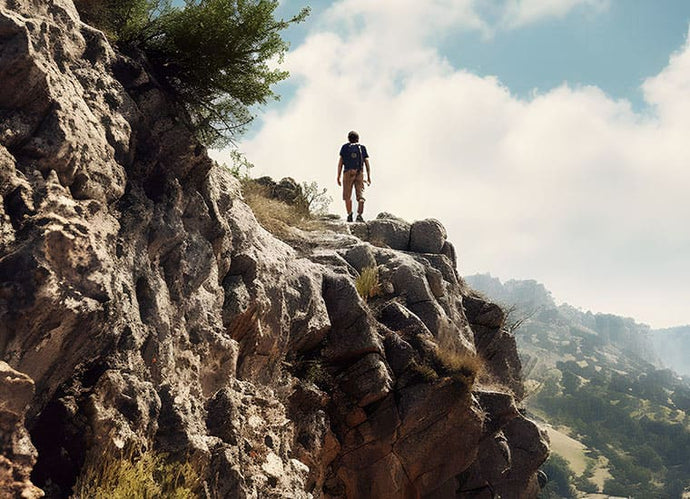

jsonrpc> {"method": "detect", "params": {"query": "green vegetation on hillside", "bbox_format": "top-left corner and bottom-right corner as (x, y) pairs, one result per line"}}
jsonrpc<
(75, 0), (309, 146)
(464, 274), (690, 498)
(533, 361), (690, 497)
(539, 454), (577, 499)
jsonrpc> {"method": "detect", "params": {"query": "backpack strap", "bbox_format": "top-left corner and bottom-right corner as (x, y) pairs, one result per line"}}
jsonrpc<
(357, 144), (364, 171)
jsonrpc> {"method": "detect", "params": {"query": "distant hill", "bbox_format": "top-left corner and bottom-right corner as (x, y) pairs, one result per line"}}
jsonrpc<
(464, 273), (660, 371)
(651, 326), (690, 376)
(464, 273), (690, 498)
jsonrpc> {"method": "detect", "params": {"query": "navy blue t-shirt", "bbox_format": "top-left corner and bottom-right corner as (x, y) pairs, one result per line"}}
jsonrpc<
(340, 143), (369, 171)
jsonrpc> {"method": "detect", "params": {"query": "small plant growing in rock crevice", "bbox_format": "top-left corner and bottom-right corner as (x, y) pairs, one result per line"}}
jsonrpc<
(434, 348), (484, 391)
(407, 359), (439, 384)
(355, 266), (381, 302)
(289, 349), (334, 391)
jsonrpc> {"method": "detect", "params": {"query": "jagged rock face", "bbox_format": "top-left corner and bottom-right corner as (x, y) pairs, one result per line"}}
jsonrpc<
(0, 362), (43, 498)
(0, 1), (548, 498)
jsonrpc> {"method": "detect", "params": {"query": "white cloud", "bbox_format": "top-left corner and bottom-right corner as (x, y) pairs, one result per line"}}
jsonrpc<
(212, 6), (690, 328)
(324, 0), (490, 40)
(499, 0), (610, 29)
(643, 27), (690, 128)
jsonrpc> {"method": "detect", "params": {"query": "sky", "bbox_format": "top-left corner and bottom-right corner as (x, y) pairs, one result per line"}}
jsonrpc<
(211, 0), (690, 329)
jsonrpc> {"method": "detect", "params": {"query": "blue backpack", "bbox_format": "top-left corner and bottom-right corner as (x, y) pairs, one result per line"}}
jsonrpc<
(343, 143), (365, 171)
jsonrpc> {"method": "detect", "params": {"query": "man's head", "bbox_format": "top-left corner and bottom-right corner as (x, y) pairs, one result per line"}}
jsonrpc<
(348, 130), (359, 143)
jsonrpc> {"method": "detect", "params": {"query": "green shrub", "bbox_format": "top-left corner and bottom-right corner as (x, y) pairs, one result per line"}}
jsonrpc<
(72, 449), (201, 498)
(297, 181), (332, 216)
(540, 454), (577, 498)
(221, 150), (255, 180)
(355, 266), (381, 301)
(74, 0), (309, 147)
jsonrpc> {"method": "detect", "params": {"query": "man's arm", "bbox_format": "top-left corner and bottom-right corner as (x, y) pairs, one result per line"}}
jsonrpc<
(364, 158), (371, 185)
(337, 157), (344, 186)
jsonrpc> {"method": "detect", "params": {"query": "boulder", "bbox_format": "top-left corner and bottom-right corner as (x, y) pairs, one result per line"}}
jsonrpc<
(341, 243), (377, 273)
(275, 177), (302, 205)
(321, 274), (384, 363)
(464, 295), (505, 329)
(441, 240), (458, 268)
(409, 218), (447, 254)
(367, 218), (411, 250)
(383, 331), (418, 377)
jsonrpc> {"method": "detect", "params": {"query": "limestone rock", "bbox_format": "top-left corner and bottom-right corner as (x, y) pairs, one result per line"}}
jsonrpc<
(205, 380), (311, 497)
(364, 216), (411, 250)
(410, 218), (447, 254)
(465, 295), (525, 399)
(337, 353), (392, 407)
(341, 242), (377, 273)
(322, 273), (384, 363)
(0, 362), (43, 499)
(441, 240), (458, 268)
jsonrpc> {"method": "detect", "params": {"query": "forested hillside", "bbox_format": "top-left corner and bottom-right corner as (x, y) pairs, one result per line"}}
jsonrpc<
(651, 326), (690, 377)
(465, 274), (690, 498)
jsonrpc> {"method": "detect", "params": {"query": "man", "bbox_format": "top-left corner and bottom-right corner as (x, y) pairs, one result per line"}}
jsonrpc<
(337, 130), (371, 222)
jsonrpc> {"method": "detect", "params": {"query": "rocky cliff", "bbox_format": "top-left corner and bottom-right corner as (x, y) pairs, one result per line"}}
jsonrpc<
(0, 1), (548, 497)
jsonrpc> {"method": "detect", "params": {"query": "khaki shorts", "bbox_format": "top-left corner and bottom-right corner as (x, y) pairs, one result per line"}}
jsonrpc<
(342, 169), (365, 202)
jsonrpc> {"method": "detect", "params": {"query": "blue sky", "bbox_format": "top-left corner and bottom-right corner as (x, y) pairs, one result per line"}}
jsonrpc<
(450, 1), (690, 108)
(271, 0), (690, 110)
(212, 0), (690, 328)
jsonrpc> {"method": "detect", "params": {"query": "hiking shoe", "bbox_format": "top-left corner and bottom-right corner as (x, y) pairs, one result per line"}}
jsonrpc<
(356, 214), (364, 222)
(346, 213), (353, 222)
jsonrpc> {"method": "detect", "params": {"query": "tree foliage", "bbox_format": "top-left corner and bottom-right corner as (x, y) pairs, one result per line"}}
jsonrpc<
(540, 454), (577, 499)
(532, 362), (690, 497)
(75, 0), (309, 147)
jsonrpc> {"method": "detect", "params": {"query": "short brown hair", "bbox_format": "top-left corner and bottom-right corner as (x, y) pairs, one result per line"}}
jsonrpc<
(348, 130), (359, 143)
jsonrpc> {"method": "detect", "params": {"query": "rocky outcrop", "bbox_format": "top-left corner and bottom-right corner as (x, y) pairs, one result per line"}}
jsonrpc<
(0, 362), (43, 498)
(0, 1), (548, 497)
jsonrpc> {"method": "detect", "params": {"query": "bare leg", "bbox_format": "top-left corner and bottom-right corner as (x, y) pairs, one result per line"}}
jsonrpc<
(345, 198), (353, 214)
(357, 200), (364, 215)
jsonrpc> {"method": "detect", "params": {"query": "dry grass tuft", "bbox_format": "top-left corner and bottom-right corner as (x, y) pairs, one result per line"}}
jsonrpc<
(355, 266), (381, 301)
(407, 360), (439, 383)
(242, 181), (326, 239)
(435, 348), (484, 390)
(72, 449), (200, 499)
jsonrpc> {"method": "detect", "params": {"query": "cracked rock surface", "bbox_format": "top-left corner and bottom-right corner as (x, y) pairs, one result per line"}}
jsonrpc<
(0, 1), (548, 497)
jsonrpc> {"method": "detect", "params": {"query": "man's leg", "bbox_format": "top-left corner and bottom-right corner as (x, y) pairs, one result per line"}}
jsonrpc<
(355, 171), (365, 221)
(343, 170), (354, 221)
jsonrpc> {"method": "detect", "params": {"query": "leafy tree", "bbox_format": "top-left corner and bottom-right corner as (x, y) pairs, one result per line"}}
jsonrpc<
(75, 0), (309, 147)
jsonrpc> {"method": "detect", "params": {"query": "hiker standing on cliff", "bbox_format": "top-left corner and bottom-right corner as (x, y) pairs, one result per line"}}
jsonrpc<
(337, 130), (371, 222)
